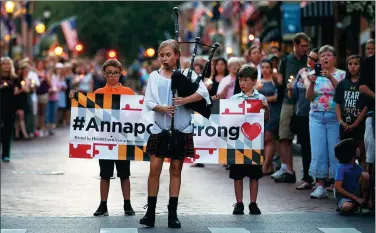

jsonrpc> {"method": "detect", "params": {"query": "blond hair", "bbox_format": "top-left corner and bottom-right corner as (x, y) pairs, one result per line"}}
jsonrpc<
(227, 57), (242, 68)
(158, 39), (181, 56)
(1, 57), (17, 78)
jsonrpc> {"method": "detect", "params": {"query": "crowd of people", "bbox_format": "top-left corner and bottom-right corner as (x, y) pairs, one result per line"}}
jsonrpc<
(1, 32), (375, 228)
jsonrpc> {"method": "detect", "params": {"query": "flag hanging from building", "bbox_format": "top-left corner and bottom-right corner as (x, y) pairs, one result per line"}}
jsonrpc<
(61, 16), (78, 51)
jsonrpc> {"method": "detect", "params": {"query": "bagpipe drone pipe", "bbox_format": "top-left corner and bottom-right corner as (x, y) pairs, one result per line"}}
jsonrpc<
(169, 7), (220, 119)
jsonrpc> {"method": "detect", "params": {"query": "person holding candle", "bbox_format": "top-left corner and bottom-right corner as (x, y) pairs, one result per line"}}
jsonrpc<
(255, 59), (282, 175)
(271, 33), (310, 183)
(1, 57), (18, 162)
(287, 48), (319, 190)
(14, 64), (31, 140)
(45, 63), (63, 135)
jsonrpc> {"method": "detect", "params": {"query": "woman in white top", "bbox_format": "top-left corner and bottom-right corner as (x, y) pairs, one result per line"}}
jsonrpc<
(140, 39), (210, 228)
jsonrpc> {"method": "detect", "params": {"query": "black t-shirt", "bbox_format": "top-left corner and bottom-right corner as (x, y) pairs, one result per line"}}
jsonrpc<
(334, 79), (365, 124)
(359, 55), (375, 112)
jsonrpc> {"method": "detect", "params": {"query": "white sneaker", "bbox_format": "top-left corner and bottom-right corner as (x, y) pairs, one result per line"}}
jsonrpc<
(310, 186), (328, 199)
(271, 167), (286, 179)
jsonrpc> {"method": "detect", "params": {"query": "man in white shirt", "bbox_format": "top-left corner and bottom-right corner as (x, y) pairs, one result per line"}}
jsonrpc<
(20, 62), (40, 137)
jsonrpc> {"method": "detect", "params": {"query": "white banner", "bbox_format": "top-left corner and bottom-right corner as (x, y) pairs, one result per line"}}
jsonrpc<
(69, 93), (264, 164)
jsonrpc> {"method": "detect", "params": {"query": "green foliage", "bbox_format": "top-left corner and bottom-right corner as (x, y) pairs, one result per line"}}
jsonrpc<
(34, 1), (183, 64)
(346, 1), (375, 25)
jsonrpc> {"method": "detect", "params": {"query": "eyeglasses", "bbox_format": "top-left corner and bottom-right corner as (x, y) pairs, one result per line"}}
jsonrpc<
(104, 71), (120, 77)
(308, 56), (318, 62)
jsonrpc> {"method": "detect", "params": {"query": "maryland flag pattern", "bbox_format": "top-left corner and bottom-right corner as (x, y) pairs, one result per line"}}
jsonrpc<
(69, 93), (264, 164)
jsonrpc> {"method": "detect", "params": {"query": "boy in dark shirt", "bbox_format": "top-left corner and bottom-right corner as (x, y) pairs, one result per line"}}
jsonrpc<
(334, 139), (371, 214)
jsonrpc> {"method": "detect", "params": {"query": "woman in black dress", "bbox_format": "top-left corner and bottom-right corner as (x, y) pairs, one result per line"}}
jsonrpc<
(14, 64), (31, 140)
(1, 57), (18, 162)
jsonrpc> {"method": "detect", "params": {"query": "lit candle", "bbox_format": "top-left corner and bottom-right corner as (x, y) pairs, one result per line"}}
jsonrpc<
(288, 75), (295, 83)
(53, 87), (57, 92)
(2, 82), (8, 87)
(273, 68), (277, 74)
(21, 81), (25, 86)
(79, 74), (84, 79)
(31, 80), (35, 88)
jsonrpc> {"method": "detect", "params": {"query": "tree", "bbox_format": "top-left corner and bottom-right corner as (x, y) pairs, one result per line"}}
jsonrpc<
(34, 1), (183, 64)
(346, 1), (375, 26)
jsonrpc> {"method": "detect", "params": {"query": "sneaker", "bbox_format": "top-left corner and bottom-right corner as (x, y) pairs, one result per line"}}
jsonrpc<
(274, 172), (296, 183)
(271, 168), (286, 180)
(2, 157), (10, 162)
(191, 163), (205, 167)
(232, 203), (244, 215)
(124, 202), (135, 216)
(249, 202), (261, 215)
(93, 202), (108, 216)
(310, 186), (328, 199)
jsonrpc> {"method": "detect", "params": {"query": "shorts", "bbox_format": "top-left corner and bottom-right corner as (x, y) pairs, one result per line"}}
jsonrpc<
(365, 116), (375, 164)
(229, 165), (263, 180)
(337, 197), (358, 212)
(37, 94), (49, 105)
(99, 159), (130, 179)
(279, 104), (295, 140)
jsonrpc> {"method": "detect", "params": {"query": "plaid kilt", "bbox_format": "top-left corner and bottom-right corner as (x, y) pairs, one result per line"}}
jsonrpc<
(146, 132), (194, 160)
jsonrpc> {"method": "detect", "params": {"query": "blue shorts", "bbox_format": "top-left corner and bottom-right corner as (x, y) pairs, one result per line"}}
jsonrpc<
(337, 197), (358, 212)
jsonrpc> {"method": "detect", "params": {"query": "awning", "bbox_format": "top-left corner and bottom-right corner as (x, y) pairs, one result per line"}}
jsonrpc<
(301, 1), (334, 25)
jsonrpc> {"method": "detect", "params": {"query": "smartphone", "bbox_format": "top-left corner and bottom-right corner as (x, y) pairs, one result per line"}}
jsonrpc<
(314, 63), (322, 76)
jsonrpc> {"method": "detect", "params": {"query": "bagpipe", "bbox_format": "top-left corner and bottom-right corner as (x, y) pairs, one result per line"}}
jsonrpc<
(169, 7), (219, 120)
(158, 7), (220, 158)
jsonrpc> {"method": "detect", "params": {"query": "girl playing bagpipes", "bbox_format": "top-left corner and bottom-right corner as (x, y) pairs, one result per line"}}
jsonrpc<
(140, 39), (210, 228)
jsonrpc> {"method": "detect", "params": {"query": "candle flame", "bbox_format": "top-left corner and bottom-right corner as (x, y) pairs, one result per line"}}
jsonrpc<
(273, 68), (277, 73)
(21, 81), (25, 86)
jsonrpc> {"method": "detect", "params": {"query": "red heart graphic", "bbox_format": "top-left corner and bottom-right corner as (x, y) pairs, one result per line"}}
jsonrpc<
(241, 122), (262, 141)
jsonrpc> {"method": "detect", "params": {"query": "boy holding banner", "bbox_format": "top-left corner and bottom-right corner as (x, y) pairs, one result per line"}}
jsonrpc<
(230, 64), (269, 215)
(69, 59), (135, 217)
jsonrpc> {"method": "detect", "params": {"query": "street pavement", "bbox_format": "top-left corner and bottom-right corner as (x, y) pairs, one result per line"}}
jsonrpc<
(1, 128), (375, 233)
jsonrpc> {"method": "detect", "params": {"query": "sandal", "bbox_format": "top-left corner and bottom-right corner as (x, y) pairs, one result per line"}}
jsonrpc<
(262, 167), (274, 176)
(296, 182), (312, 190)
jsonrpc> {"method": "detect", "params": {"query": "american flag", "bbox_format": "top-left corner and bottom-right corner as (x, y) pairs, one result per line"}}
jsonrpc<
(61, 17), (78, 51)
(191, 4), (207, 31)
(241, 2), (255, 26)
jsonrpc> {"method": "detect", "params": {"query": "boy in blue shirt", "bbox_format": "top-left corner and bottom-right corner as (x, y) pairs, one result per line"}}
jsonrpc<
(230, 65), (269, 215)
(334, 138), (371, 214)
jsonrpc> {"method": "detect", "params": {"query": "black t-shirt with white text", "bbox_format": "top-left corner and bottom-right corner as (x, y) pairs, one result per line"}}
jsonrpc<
(334, 79), (365, 124)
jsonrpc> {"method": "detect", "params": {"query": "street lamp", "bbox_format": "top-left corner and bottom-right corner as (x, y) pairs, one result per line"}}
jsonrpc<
(35, 23), (46, 34)
(43, 6), (51, 28)
(145, 48), (155, 57)
(5, 1), (15, 57)
(5, 1), (15, 14)
(54, 46), (63, 56)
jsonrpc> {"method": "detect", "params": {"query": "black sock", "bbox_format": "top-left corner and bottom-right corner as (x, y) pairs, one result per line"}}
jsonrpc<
(124, 200), (130, 205)
(237, 202), (243, 205)
(101, 200), (107, 205)
(169, 197), (178, 208)
(148, 196), (157, 206)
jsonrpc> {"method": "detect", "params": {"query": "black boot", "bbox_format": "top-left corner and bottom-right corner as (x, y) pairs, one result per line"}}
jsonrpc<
(168, 197), (181, 228)
(139, 196), (156, 227)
